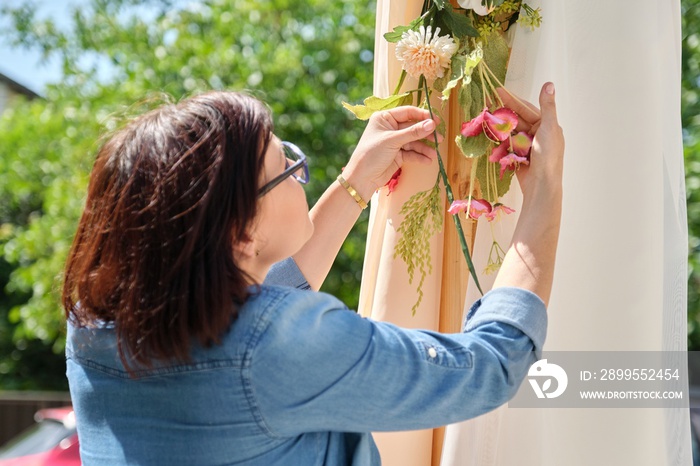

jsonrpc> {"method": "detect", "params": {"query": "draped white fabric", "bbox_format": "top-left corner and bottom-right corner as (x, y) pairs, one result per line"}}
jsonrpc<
(362, 0), (691, 465)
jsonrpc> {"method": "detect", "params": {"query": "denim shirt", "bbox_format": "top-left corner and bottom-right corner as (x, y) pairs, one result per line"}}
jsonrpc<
(66, 258), (547, 465)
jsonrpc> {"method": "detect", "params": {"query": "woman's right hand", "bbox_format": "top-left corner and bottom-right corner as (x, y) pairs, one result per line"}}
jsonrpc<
(492, 82), (565, 307)
(497, 82), (565, 202)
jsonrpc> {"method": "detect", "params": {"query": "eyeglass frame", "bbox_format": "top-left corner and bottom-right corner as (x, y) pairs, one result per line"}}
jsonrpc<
(257, 141), (309, 198)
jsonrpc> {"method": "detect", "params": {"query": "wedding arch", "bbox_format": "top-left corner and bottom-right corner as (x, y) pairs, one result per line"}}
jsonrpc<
(356, 1), (691, 465)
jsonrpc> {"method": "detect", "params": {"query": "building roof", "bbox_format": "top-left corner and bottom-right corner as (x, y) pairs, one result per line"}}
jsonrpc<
(0, 71), (40, 99)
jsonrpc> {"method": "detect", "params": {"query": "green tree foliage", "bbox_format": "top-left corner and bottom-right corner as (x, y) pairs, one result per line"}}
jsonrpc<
(6, 0), (700, 391)
(0, 0), (376, 388)
(683, 0), (700, 350)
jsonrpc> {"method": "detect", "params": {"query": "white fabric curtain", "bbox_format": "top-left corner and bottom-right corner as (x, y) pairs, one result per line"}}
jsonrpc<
(361, 0), (691, 465)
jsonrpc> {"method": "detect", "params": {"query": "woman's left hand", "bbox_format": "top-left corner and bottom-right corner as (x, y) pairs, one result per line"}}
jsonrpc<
(342, 106), (440, 200)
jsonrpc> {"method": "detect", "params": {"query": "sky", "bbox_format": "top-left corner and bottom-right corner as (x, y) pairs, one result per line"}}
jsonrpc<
(0, 0), (178, 95)
(0, 0), (88, 95)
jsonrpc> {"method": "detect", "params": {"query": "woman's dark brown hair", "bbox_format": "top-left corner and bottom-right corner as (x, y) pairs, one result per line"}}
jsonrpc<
(62, 91), (273, 366)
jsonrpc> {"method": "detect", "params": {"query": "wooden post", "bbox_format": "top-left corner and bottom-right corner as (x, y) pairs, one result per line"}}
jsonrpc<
(430, 51), (480, 466)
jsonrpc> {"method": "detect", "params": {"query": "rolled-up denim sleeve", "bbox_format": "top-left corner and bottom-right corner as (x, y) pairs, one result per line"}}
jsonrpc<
(464, 287), (547, 360)
(263, 257), (310, 290)
(248, 286), (546, 437)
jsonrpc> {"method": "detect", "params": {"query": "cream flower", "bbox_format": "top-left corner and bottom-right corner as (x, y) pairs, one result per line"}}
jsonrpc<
(457, 0), (496, 16)
(395, 26), (458, 82)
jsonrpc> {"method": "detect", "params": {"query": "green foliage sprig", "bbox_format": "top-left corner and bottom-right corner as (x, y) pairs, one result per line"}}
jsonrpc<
(394, 181), (443, 315)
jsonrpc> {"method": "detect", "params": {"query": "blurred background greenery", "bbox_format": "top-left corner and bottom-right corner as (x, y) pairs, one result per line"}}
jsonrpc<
(683, 0), (700, 351)
(0, 0), (376, 389)
(0, 0), (698, 390)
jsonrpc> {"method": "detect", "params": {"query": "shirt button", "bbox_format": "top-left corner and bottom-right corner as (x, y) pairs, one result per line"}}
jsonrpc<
(428, 347), (437, 358)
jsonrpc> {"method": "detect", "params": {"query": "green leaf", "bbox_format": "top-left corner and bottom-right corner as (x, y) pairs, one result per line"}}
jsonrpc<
(433, 0), (448, 10)
(342, 93), (413, 120)
(383, 17), (422, 43)
(439, 44), (482, 100)
(383, 25), (410, 43)
(484, 0), (507, 8)
(481, 32), (509, 83)
(456, 36), (507, 122)
(462, 43), (484, 86)
(455, 35), (508, 124)
(475, 153), (516, 203)
(460, 72), (485, 121)
(470, 78), (484, 119)
(458, 79), (472, 115)
(433, 51), (460, 96)
(437, 3), (479, 38)
(455, 134), (490, 158)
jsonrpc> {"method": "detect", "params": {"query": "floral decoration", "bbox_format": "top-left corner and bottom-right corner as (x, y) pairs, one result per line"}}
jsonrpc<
(343, 0), (542, 314)
(395, 26), (458, 81)
(385, 168), (403, 194)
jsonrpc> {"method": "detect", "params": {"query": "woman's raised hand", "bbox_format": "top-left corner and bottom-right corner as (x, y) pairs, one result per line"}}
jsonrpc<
(341, 106), (440, 201)
(492, 82), (565, 306)
(497, 82), (565, 201)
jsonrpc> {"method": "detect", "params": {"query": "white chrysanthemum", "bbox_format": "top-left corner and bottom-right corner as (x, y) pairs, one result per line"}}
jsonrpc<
(457, 0), (496, 16)
(395, 26), (458, 82)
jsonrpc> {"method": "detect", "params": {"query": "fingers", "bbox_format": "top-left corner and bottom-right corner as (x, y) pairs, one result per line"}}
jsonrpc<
(496, 87), (540, 126)
(401, 149), (435, 165)
(538, 82), (559, 127)
(372, 106), (442, 147)
(380, 106), (432, 126)
(515, 119), (533, 135)
(392, 118), (438, 146)
(402, 140), (437, 161)
(396, 121), (444, 144)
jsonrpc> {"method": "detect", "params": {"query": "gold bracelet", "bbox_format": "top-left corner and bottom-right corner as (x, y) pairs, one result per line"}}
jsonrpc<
(337, 174), (368, 210)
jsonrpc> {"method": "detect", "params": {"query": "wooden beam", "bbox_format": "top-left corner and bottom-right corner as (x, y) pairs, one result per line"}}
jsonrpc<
(431, 33), (480, 466)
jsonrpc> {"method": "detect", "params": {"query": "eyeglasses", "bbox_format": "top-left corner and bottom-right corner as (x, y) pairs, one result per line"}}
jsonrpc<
(257, 141), (310, 197)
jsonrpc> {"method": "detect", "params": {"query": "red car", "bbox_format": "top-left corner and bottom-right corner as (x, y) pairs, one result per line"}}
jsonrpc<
(0, 407), (80, 465)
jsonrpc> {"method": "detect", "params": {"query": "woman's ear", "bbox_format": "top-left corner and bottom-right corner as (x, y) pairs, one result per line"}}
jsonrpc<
(232, 231), (257, 261)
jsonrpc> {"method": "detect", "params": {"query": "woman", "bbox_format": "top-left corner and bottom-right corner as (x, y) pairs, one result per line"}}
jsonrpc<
(63, 83), (563, 465)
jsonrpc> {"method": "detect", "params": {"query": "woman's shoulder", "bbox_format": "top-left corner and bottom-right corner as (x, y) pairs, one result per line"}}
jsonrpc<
(238, 285), (365, 355)
(242, 285), (349, 326)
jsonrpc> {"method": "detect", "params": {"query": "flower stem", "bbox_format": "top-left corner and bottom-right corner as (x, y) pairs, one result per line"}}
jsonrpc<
(480, 63), (504, 108)
(492, 152), (499, 200)
(481, 61), (540, 119)
(479, 63), (488, 109)
(422, 79), (483, 295)
(393, 70), (407, 96)
(417, 75), (425, 106)
(468, 155), (478, 205)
